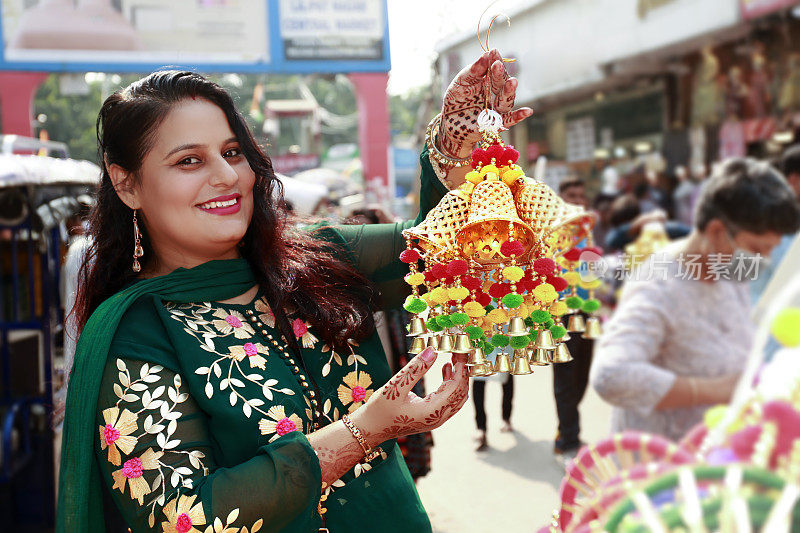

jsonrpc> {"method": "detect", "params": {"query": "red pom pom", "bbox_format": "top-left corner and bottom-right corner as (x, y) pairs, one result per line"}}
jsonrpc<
(447, 300), (459, 308)
(500, 240), (526, 258)
(730, 425), (762, 460)
(533, 258), (557, 276)
(488, 282), (512, 299)
(399, 249), (420, 263)
(548, 276), (569, 292)
(462, 275), (481, 291)
(503, 146), (519, 165)
(486, 144), (505, 163)
(471, 149), (489, 169)
(423, 270), (437, 283)
(516, 279), (531, 293)
(446, 259), (469, 277)
(477, 292), (492, 306)
(563, 248), (582, 262)
(583, 246), (604, 257)
(429, 263), (447, 279)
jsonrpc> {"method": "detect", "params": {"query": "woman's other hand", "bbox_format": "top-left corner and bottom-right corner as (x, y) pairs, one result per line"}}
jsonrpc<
(439, 49), (533, 159)
(352, 347), (470, 447)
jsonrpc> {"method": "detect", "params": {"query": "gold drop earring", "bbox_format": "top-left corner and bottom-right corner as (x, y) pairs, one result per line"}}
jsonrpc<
(132, 210), (144, 273)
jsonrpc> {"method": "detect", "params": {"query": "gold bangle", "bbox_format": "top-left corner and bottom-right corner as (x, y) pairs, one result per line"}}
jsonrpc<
(341, 414), (381, 462)
(425, 113), (471, 169)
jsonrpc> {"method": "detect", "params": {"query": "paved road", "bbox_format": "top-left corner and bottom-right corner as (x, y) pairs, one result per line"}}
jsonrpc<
(415, 354), (613, 533)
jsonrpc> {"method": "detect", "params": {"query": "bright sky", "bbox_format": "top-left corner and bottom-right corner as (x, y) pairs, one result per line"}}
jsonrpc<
(386, 0), (525, 95)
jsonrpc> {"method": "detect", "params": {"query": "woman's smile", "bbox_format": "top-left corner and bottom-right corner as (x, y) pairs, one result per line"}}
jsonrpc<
(196, 193), (242, 215)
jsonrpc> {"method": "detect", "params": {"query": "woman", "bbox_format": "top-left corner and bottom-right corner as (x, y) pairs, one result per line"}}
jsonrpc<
(57, 50), (532, 532)
(591, 158), (800, 441)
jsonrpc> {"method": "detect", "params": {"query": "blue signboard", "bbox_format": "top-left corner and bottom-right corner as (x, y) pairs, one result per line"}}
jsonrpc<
(0, 0), (390, 74)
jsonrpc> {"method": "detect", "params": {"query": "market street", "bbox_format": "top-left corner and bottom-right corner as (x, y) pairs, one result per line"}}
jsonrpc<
(416, 354), (613, 533)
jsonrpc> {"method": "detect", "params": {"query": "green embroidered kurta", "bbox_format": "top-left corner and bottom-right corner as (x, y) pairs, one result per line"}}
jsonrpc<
(92, 149), (446, 533)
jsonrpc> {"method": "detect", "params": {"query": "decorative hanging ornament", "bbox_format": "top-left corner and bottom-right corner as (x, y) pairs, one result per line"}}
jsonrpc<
(400, 54), (603, 378)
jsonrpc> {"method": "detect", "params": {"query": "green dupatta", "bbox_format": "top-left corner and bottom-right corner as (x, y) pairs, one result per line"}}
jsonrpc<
(57, 259), (256, 533)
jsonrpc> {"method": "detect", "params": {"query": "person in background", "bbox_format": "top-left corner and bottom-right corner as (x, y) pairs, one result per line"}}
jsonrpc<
(552, 178), (594, 461)
(472, 372), (514, 452)
(590, 193), (617, 250)
(591, 158), (800, 441)
(750, 144), (800, 305)
(673, 165), (699, 227)
(604, 194), (691, 252)
(61, 196), (93, 378)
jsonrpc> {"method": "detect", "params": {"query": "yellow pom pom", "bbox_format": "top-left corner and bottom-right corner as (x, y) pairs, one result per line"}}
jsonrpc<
(502, 266), (525, 282)
(549, 301), (568, 316)
(562, 272), (581, 286)
(487, 308), (508, 324)
(538, 291), (558, 304)
(500, 167), (524, 186)
(479, 164), (499, 178)
(465, 171), (483, 185)
(533, 283), (556, 298)
(460, 182), (476, 196)
(420, 292), (433, 305)
(771, 307), (800, 347)
(430, 287), (449, 305)
(516, 303), (529, 317)
(448, 286), (470, 301)
(579, 278), (602, 290)
(464, 301), (487, 318)
(404, 272), (426, 286)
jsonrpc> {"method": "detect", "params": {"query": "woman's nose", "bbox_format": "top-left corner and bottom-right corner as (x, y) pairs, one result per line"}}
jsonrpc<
(209, 156), (239, 187)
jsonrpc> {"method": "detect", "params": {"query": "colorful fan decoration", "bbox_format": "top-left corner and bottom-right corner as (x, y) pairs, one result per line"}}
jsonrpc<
(400, 109), (600, 376)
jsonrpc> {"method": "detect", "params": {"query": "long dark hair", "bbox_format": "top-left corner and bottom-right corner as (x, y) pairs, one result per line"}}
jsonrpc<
(76, 70), (377, 347)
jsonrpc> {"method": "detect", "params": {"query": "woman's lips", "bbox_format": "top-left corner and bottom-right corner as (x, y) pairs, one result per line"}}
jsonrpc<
(197, 194), (241, 215)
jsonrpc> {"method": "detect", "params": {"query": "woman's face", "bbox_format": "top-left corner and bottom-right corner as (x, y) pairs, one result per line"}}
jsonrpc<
(115, 98), (256, 273)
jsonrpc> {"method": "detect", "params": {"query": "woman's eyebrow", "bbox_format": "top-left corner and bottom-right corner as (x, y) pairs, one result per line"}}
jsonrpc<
(163, 137), (237, 160)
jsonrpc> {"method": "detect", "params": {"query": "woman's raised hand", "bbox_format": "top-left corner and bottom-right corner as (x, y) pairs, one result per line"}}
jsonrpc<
(438, 49), (533, 159)
(351, 348), (470, 447)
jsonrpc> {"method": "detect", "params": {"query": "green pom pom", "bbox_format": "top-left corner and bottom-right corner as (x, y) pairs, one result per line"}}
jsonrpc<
(530, 309), (551, 323)
(524, 317), (534, 328)
(437, 315), (454, 328)
(450, 312), (470, 326)
(550, 325), (567, 339)
(481, 340), (494, 353)
(490, 334), (510, 347)
(501, 293), (524, 308)
(465, 326), (486, 340)
(566, 296), (584, 309)
(544, 318), (555, 329)
(484, 304), (496, 312)
(426, 318), (443, 333)
(582, 299), (601, 313)
(509, 335), (530, 349)
(403, 298), (428, 314)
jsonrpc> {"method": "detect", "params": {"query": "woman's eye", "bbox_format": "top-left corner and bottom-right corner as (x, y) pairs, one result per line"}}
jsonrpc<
(224, 148), (242, 158)
(177, 156), (201, 166)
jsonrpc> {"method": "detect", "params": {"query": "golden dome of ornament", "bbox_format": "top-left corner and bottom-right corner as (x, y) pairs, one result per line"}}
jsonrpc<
(403, 188), (471, 256)
(454, 179), (537, 268)
(542, 209), (596, 257)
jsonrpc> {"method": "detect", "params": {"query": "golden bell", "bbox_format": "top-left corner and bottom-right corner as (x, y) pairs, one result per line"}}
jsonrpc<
(583, 316), (603, 340)
(454, 180), (537, 266)
(493, 352), (512, 373)
(507, 316), (528, 337)
(551, 342), (574, 364)
(437, 333), (455, 352)
(511, 349), (533, 375)
(535, 329), (556, 349)
(469, 363), (492, 377)
(466, 347), (488, 367)
(408, 336), (426, 355)
(403, 189), (471, 256)
(426, 335), (440, 351)
(567, 314), (586, 333)
(452, 333), (472, 354)
(407, 317), (427, 337)
(531, 347), (552, 366)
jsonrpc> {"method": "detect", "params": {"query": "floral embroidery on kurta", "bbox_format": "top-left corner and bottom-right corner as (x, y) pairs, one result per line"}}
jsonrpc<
(337, 371), (374, 413)
(258, 405), (303, 442)
(111, 447), (163, 504)
(99, 406), (138, 466)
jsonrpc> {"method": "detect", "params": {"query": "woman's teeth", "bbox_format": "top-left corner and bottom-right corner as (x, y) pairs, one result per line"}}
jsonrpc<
(199, 198), (237, 209)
